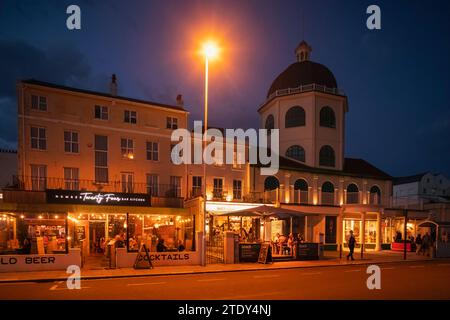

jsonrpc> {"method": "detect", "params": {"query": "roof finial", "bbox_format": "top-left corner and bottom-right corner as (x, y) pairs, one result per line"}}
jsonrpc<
(295, 40), (312, 62)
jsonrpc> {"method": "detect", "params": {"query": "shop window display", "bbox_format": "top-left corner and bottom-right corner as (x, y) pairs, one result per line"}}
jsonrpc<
(0, 214), (18, 254)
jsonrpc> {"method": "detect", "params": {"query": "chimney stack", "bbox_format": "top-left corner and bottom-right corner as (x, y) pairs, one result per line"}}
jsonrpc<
(176, 94), (184, 107)
(110, 74), (118, 96)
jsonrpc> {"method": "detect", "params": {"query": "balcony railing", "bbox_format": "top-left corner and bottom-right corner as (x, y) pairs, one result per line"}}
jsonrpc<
(346, 192), (360, 204)
(321, 192), (335, 205)
(293, 190), (309, 204)
(10, 176), (182, 198)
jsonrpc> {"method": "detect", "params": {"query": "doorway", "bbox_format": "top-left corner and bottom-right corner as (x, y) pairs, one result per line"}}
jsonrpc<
(89, 221), (106, 255)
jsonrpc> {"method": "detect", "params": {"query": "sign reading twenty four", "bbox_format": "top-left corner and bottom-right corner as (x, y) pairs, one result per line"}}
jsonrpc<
(46, 190), (151, 207)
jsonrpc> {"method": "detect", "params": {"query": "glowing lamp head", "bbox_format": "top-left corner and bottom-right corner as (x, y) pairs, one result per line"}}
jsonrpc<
(202, 41), (219, 60)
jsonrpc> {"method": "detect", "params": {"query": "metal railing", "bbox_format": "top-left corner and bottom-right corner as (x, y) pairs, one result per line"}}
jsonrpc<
(321, 192), (335, 205)
(10, 175), (182, 198)
(346, 192), (360, 204)
(261, 83), (345, 107)
(293, 190), (309, 204)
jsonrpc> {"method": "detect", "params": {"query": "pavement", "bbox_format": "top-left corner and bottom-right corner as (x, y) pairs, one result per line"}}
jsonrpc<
(0, 250), (438, 283)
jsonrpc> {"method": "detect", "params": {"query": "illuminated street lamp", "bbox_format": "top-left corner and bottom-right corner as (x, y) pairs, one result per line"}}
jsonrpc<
(201, 40), (219, 266)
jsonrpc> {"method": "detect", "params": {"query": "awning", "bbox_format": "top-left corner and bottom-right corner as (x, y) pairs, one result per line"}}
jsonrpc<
(215, 204), (315, 218)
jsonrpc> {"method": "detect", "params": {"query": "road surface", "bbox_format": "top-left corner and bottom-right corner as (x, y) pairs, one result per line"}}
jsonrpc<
(1, 260), (449, 300)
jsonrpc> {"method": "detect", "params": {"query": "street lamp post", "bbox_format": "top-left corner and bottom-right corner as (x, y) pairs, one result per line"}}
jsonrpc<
(201, 41), (218, 266)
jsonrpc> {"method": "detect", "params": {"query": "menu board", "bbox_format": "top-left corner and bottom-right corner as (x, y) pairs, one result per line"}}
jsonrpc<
(76, 226), (86, 241)
(297, 243), (319, 260)
(258, 243), (272, 264)
(239, 243), (261, 262)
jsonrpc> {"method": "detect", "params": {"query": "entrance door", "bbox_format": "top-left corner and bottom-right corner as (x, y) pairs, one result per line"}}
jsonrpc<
(89, 221), (106, 254)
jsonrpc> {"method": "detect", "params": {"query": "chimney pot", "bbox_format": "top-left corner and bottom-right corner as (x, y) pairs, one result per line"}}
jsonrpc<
(110, 74), (118, 96)
(176, 94), (184, 107)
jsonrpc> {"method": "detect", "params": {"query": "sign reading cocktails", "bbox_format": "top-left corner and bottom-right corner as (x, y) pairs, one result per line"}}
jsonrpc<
(46, 190), (151, 206)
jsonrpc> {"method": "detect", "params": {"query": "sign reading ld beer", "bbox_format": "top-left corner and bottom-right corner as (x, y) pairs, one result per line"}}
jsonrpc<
(46, 189), (151, 207)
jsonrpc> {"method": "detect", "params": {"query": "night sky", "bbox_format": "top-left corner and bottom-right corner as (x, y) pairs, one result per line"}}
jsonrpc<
(1, 0), (449, 178)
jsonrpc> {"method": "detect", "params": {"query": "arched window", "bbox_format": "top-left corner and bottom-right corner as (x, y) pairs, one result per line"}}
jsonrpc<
(294, 179), (309, 204)
(265, 114), (274, 131)
(294, 179), (308, 191)
(320, 106), (336, 128)
(370, 185), (381, 204)
(346, 183), (359, 204)
(285, 106), (305, 128)
(319, 145), (335, 167)
(286, 145), (305, 162)
(321, 181), (334, 205)
(264, 176), (279, 191)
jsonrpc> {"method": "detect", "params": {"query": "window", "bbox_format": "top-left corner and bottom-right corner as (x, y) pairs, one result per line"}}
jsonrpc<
(31, 95), (47, 111)
(169, 176), (182, 197)
(121, 172), (134, 193)
(166, 117), (178, 129)
(146, 174), (159, 196)
(319, 145), (335, 167)
(121, 138), (134, 159)
(321, 181), (334, 205)
(346, 183), (359, 204)
(124, 110), (137, 124)
(285, 106), (305, 128)
(233, 180), (242, 200)
(64, 167), (79, 190)
(264, 176), (279, 191)
(192, 176), (202, 197)
(213, 178), (223, 199)
(30, 126), (46, 150)
(369, 186), (381, 204)
(94, 135), (108, 183)
(294, 179), (308, 204)
(286, 145), (305, 162)
(146, 141), (159, 161)
(265, 114), (274, 131)
(94, 105), (108, 120)
(64, 131), (79, 153)
(319, 106), (336, 128)
(31, 165), (47, 191)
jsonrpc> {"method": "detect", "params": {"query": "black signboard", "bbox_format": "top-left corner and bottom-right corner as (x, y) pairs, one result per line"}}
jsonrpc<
(296, 243), (319, 260)
(46, 189), (151, 207)
(134, 244), (153, 269)
(325, 216), (337, 244)
(239, 243), (261, 263)
(258, 243), (272, 264)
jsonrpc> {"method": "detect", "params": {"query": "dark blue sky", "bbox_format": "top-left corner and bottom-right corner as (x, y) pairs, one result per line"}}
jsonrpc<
(1, 0), (449, 178)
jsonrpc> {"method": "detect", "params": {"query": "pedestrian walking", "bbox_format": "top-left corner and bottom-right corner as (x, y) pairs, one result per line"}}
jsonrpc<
(415, 234), (422, 255)
(422, 232), (430, 257)
(347, 230), (356, 261)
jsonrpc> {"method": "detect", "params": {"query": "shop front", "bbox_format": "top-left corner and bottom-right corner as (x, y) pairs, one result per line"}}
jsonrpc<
(0, 189), (199, 272)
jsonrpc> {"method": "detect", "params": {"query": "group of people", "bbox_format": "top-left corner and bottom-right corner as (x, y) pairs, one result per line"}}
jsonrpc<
(414, 233), (434, 257)
(156, 239), (186, 252)
(273, 232), (305, 255)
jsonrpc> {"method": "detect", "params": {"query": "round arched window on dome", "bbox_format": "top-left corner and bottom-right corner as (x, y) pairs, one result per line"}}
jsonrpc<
(319, 145), (335, 167)
(286, 145), (305, 162)
(369, 185), (381, 204)
(285, 106), (305, 128)
(264, 176), (279, 191)
(320, 106), (336, 128)
(265, 114), (274, 131)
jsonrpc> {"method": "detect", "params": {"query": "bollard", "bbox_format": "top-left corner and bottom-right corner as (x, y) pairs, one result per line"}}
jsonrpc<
(339, 243), (342, 259)
(360, 243), (364, 259)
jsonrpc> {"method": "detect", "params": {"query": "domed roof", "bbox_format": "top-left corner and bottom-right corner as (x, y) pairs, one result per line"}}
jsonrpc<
(267, 60), (338, 98)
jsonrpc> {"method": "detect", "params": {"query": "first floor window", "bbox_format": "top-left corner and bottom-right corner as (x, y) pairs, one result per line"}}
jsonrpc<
(95, 135), (108, 183)
(192, 176), (202, 197)
(213, 178), (223, 199)
(64, 167), (79, 190)
(233, 180), (242, 200)
(166, 117), (178, 129)
(31, 126), (46, 150)
(31, 164), (47, 191)
(146, 174), (159, 197)
(169, 176), (182, 197)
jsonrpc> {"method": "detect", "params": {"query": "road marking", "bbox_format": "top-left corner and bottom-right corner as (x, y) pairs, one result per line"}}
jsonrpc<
(409, 265), (425, 268)
(197, 278), (225, 282)
(381, 267), (396, 270)
(49, 284), (59, 291)
(220, 291), (283, 300)
(438, 263), (450, 267)
(344, 269), (361, 273)
(126, 282), (166, 286)
(300, 272), (322, 276)
(253, 274), (280, 279)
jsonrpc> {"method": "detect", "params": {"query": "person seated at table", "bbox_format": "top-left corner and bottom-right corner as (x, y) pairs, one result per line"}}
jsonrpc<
(177, 240), (185, 252)
(156, 238), (167, 252)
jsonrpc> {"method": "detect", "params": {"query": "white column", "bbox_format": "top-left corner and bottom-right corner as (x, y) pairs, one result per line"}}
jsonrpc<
(284, 173), (291, 203)
(375, 212), (382, 251)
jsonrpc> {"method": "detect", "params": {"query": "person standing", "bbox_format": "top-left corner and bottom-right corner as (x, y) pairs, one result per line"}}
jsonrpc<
(422, 232), (430, 257)
(347, 230), (356, 261)
(415, 234), (423, 255)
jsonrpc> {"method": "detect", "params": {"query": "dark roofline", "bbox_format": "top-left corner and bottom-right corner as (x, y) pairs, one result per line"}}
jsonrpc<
(0, 149), (17, 154)
(393, 172), (429, 185)
(21, 79), (187, 112)
(252, 156), (392, 180)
